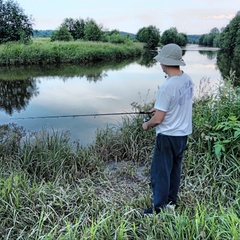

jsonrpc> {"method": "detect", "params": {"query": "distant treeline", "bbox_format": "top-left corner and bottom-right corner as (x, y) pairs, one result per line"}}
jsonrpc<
(33, 30), (200, 44)
(187, 35), (200, 44)
(33, 30), (53, 38)
(33, 30), (135, 39)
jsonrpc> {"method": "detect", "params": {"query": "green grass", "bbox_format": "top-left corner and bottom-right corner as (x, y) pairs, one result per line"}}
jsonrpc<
(0, 40), (143, 66)
(0, 76), (239, 239)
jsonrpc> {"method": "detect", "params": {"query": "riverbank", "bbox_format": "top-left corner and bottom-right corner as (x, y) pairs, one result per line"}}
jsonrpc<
(0, 76), (239, 238)
(0, 39), (143, 66)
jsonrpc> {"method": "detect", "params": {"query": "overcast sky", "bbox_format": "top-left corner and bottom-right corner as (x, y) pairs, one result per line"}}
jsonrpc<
(18, 0), (239, 34)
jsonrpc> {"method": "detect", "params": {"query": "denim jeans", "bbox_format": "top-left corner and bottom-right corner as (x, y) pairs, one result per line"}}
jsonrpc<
(150, 133), (188, 209)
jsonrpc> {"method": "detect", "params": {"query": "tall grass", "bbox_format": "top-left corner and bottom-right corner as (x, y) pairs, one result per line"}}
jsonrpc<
(0, 40), (143, 66)
(0, 76), (239, 239)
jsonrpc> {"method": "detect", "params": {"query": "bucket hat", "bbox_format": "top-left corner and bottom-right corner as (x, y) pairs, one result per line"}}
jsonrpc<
(154, 43), (186, 66)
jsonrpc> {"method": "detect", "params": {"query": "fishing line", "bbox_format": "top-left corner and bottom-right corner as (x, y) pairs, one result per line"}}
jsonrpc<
(12, 111), (151, 120)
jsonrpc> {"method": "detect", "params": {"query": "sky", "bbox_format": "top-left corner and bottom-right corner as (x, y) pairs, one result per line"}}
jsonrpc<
(17, 0), (239, 35)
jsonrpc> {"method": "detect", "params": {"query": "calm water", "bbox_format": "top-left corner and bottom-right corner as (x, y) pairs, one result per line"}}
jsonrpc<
(0, 45), (222, 146)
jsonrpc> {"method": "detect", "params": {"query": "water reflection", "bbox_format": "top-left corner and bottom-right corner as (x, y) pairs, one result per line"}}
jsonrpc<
(0, 45), (231, 146)
(0, 78), (38, 115)
(217, 50), (240, 86)
(136, 50), (157, 67)
(0, 58), (139, 82)
(198, 51), (218, 60)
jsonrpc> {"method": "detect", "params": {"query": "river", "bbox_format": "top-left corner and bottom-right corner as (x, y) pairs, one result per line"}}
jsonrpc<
(0, 44), (222, 146)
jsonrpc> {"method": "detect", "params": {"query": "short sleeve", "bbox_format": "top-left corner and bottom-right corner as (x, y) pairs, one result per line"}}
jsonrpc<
(154, 87), (172, 112)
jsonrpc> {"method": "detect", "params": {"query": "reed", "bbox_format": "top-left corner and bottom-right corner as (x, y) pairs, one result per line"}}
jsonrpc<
(0, 76), (239, 239)
(0, 40), (143, 66)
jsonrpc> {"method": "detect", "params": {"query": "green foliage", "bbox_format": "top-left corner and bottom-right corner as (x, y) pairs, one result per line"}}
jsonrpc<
(101, 32), (132, 44)
(219, 13), (240, 53)
(210, 27), (220, 34)
(55, 18), (103, 42)
(93, 102), (155, 163)
(0, 40), (143, 66)
(213, 116), (240, 159)
(161, 27), (177, 44)
(192, 74), (240, 160)
(213, 34), (221, 47)
(0, 0), (33, 44)
(136, 25), (160, 49)
(54, 17), (135, 45)
(161, 27), (188, 46)
(217, 12), (240, 85)
(84, 18), (103, 41)
(62, 17), (85, 40)
(199, 13), (240, 49)
(50, 25), (73, 42)
(198, 28), (221, 47)
(177, 33), (188, 46)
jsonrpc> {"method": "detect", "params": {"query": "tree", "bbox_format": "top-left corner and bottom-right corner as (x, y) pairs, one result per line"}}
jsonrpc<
(205, 33), (215, 46)
(56, 17), (105, 42)
(210, 27), (220, 34)
(219, 12), (240, 53)
(213, 34), (221, 47)
(83, 18), (103, 41)
(198, 27), (221, 47)
(217, 11), (240, 85)
(161, 27), (188, 46)
(0, 0), (33, 44)
(62, 18), (85, 40)
(136, 25), (160, 49)
(176, 33), (188, 46)
(51, 25), (73, 42)
(198, 34), (206, 45)
(73, 18), (85, 39)
(161, 27), (178, 45)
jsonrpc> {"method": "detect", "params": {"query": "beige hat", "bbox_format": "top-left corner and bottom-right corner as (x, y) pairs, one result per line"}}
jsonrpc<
(154, 43), (186, 66)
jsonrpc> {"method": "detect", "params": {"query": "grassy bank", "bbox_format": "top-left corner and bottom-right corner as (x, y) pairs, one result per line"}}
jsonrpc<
(0, 39), (143, 66)
(0, 77), (239, 239)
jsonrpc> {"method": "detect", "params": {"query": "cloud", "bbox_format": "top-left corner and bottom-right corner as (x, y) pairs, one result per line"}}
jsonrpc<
(205, 14), (235, 19)
(96, 95), (119, 100)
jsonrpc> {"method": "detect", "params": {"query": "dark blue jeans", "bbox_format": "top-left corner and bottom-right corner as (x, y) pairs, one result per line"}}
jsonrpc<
(151, 133), (188, 209)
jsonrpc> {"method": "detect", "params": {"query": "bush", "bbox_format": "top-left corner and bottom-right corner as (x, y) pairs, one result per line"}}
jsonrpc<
(192, 74), (240, 159)
(51, 26), (73, 42)
(102, 33), (132, 44)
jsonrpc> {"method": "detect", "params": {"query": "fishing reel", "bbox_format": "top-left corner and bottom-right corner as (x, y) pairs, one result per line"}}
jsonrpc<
(143, 113), (151, 123)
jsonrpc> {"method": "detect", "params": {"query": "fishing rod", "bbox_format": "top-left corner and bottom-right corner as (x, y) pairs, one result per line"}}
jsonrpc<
(12, 111), (151, 120)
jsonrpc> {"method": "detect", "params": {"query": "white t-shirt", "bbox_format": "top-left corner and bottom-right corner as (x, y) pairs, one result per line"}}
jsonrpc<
(154, 72), (193, 136)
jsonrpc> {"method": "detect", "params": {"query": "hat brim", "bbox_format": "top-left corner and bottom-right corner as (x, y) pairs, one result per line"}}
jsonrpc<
(154, 54), (186, 66)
